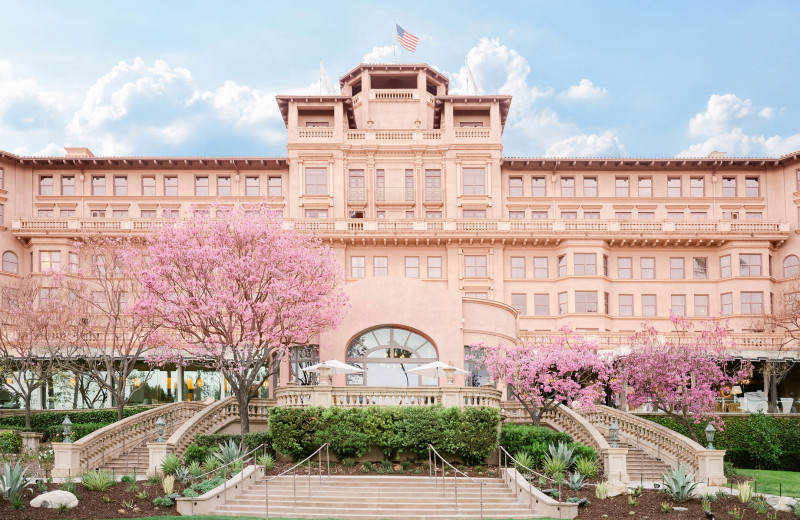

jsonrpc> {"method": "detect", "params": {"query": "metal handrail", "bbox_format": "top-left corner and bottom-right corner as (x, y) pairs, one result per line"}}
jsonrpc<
(263, 443), (330, 519)
(427, 444), (484, 519)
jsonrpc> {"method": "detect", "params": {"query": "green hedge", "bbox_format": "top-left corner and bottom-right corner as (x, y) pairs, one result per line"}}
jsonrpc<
(269, 405), (500, 465)
(640, 413), (800, 471)
(0, 407), (151, 431)
(44, 422), (112, 443)
(499, 423), (597, 469)
(0, 431), (22, 453)
(193, 431), (272, 453)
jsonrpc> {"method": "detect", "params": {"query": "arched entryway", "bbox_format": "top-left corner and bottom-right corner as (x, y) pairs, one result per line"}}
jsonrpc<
(345, 326), (438, 386)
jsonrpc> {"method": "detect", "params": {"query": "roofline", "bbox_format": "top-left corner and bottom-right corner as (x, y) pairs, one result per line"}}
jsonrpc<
(0, 151), (288, 169)
(274, 95), (356, 128)
(501, 155), (800, 171)
(338, 63), (450, 90)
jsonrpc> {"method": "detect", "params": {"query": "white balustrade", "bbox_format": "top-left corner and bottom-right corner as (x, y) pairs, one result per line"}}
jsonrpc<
(275, 385), (501, 409)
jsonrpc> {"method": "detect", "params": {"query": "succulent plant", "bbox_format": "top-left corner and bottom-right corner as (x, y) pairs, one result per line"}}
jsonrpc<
(660, 464), (700, 503)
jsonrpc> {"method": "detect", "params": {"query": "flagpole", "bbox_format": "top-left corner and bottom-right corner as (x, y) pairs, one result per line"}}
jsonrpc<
(392, 20), (397, 64)
(319, 58), (322, 95)
(465, 58), (469, 94)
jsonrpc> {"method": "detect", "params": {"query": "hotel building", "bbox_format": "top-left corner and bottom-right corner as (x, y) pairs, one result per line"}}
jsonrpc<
(1, 63), (799, 409)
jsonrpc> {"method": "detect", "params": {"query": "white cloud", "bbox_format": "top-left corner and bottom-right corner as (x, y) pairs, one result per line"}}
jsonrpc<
(558, 79), (607, 100)
(363, 46), (395, 64)
(545, 131), (626, 157)
(679, 93), (800, 157)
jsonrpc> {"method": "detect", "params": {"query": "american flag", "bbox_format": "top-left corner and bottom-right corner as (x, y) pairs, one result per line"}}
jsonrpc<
(396, 24), (419, 52)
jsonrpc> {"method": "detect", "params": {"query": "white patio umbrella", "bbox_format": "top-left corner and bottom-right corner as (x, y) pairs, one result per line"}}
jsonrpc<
(406, 361), (468, 384)
(300, 359), (365, 375)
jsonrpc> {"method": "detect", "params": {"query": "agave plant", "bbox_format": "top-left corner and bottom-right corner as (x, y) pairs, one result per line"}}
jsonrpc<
(214, 439), (243, 466)
(187, 460), (203, 478)
(661, 464), (699, 503)
(568, 471), (585, 490)
(595, 481), (609, 500)
(542, 453), (568, 477)
(513, 451), (534, 471)
(174, 465), (190, 484)
(547, 442), (577, 468)
(0, 461), (33, 498)
(574, 455), (599, 479)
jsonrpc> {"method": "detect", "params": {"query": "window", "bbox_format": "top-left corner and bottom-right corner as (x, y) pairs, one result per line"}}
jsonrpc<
(534, 294), (549, 316)
(745, 212), (762, 220)
(465, 255), (487, 277)
(404, 211), (415, 219)
(92, 176), (106, 196)
(464, 346), (489, 387)
(670, 258), (685, 279)
(462, 167), (485, 195)
(112, 210), (128, 217)
(2, 252), (18, 273)
(739, 254), (761, 276)
(575, 291), (598, 313)
(39, 176), (53, 195)
(558, 292), (568, 314)
(40, 251), (61, 272)
(638, 177), (652, 197)
(427, 257), (442, 278)
(38, 210), (54, 217)
(305, 167), (328, 195)
(90, 209), (105, 218)
(113, 176), (127, 196)
(615, 212), (632, 219)
(405, 257), (419, 278)
(584, 211), (600, 219)
(741, 292), (763, 314)
(66, 252), (79, 275)
(603, 255), (608, 276)
(509, 177), (523, 197)
(745, 177), (760, 197)
(693, 257), (708, 279)
(217, 176), (231, 196)
(349, 257), (365, 278)
(510, 257), (525, 278)
(604, 292), (610, 314)
(304, 209), (328, 218)
(425, 170), (441, 201)
(140, 176), (156, 196)
(306, 121), (329, 127)
(642, 294), (657, 316)
(465, 292), (488, 299)
(164, 176), (178, 196)
(617, 257), (632, 279)
(533, 257), (548, 278)
(619, 294), (634, 316)
(560, 176), (575, 197)
(690, 211), (707, 220)
(583, 177), (598, 197)
(194, 208), (210, 218)
(267, 176), (281, 196)
(40, 288), (59, 306)
(797, 170), (800, 191)
(376, 211), (386, 219)
(690, 177), (704, 197)
(574, 253), (596, 275)
(509, 210), (525, 219)
(531, 176), (546, 197)
(695, 294), (709, 317)
(671, 294), (686, 316)
(0, 204), (3, 226)
(373, 257), (387, 276)
(638, 211), (654, 220)
(463, 210), (486, 218)
(60, 210), (76, 217)
(721, 293), (733, 315)
(557, 255), (567, 277)
(140, 209), (156, 218)
(511, 294), (527, 315)
(667, 211), (684, 220)
(722, 177), (736, 197)
(194, 176), (209, 196)
(667, 177), (681, 197)
(531, 211), (548, 219)
(405, 169), (414, 200)
(163, 209), (178, 218)
(241, 176), (259, 196)
(722, 211), (739, 219)
(61, 176), (75, 195)
(784, 255), (800, 278)
(426, 211), (442, 219)
(0, 168), (2, 189)
(561, 211), (577, 219)
(720, 255), (731, 278)
(615, 177), (629, 197)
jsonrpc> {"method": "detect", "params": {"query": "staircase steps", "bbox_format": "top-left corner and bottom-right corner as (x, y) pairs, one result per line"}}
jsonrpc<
(97, 423), (183, 475)
(606, 438), (670, 481)
(208, 475), (554, 519)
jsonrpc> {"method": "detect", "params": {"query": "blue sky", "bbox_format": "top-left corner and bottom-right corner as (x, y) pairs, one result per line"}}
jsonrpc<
(1, 0), (798, 158)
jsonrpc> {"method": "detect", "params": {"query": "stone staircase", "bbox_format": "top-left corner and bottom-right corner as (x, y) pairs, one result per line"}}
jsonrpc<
(97, 418), (187, 476)
(210, 475), (554, 519)
(612, 438), (670, 482)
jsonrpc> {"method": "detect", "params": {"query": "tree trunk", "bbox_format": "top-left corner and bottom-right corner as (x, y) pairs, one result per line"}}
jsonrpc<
(24, 394), (32, 429)
(769, 377), (779, 413)
(237, 391), (251, 437)
(763, 370), (771, 410)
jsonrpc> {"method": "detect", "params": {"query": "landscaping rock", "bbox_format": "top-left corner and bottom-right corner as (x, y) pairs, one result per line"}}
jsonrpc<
(672, 506), (688, 512)
(766, 495), (797, 512)
(691, 483), (711, 498)
(30, 490), (78, 509)
(605, 480), (629, 497)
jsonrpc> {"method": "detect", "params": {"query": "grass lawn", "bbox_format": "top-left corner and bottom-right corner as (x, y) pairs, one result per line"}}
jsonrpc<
(737, 468), (800, 497)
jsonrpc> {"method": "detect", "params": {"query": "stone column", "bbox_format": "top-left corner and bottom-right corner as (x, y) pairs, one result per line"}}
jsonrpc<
(601, 447), (630, 483)
(695, 449), (727, 486)
(176, 365), (184, 402)
(52, 443), (82, 477)
(147, 442), (174, 477)
(20, 431), (43, 453)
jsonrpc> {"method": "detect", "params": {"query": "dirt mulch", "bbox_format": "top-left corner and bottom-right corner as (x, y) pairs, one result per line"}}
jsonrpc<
(3, 482), (181, 520)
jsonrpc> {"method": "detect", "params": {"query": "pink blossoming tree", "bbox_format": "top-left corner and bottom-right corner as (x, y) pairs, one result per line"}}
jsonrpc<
(471, 326), (610, 425)
(134, 203), (348, 434)
(612, 313), (752, 442)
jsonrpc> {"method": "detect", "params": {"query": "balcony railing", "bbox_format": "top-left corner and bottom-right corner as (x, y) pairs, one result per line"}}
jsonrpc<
(424, 188), (442, 201)
(11, 217), (790, 239)
(455, 128), (491, 139)
(297, 127), (334, 139)
(375, 187), (415, 202)
(347, 187), (366, 202)
(370, 89), (418, 101)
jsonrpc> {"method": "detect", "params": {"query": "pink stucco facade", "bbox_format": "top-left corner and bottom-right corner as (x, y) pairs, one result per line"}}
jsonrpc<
(1, 63), (799, 395)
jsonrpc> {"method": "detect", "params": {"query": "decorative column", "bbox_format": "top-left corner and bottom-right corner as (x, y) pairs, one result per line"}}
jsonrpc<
(601, 447), (630, 483)
(695, 449), (727, 486)
(52, 443), (82, 477)
(176, 365), (184, 402)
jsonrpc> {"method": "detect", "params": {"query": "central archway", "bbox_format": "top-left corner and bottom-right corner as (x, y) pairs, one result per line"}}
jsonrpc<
(345, 326), (438, 387)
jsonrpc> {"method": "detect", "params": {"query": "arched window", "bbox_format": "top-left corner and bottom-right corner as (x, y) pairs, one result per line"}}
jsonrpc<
(784, 255), (800, 278)
(346, 326), (438, 387)
(2, 251), (18, 273)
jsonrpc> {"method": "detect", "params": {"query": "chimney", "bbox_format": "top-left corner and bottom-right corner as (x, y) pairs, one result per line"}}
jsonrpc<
(64, 147), (95, 158)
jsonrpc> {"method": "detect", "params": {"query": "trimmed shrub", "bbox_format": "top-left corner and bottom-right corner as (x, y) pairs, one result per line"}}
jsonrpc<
(745, 412), (781, 469)
(184, 443), (211, 465)
(0, 431), (22, 453)
(44, 422), (112, 443)
(0, 407), (150, 431)
(499, 423), (595, 470)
